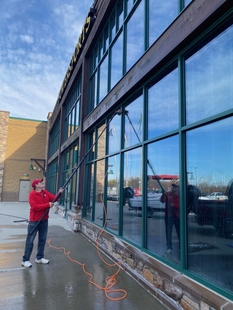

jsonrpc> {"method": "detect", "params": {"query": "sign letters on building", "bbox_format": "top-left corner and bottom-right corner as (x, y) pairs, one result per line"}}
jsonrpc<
(58, 7), (96, 103)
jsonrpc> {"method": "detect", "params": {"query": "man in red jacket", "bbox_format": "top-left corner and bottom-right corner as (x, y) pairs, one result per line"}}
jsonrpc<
(21, 179), (64, 268)
(160, 183), (180, 256)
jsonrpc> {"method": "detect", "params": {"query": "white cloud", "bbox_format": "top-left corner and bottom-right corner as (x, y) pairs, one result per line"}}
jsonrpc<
(0, 0), (93, 120)
(19, 34), (34, 44)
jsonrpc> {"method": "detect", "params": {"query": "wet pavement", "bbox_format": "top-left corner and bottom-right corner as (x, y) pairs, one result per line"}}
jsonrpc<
(0, 202), (169, 310)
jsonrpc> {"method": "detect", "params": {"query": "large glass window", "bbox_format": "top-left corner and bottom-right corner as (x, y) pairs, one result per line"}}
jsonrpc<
(97, 123), (106, 159)
(123, 147), (142, 246)
(49, 118), (60, 158)
(126, 0), (144, 71)
(106, 154), (121, 233)
(110, 32), (123, 89)
(89, 0), (180, 112)
(64, 78), (81, 140)
(90, 72), (98, 110)
(146, 136), (180, 264)
(94, 159), (105, 226)
(99, 56), (108, 102)
(108, 112), (121, 154)
(148, 67), (178, 139)
(149, 0), (178, 47)
(47, 160), (58, 194)
(61, 143), (79, 212)
(85, 163), (94, 221)
(185, 24), (233, 124)
(186, 118), (233, 292)
(124, 94), (143, 148)
(84, 6), (233, 300)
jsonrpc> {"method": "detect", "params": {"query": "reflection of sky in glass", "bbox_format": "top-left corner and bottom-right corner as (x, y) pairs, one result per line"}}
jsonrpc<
(186, 25), (233, 124)
(127, 0), (134, 15)
(149, 0), (177, 46)
(148, 68), (178, 139)
(187, 117), (233, 185)
(99, 55), (108, 102)
(148, 136), (179, 176)
(126, 1), (144, 71)
(108, 115), (121, 154)
(117, 0), (124, 29)
(108, 154), (120, 182)
(125, 95), (143, 148)
(111, 32), (123, 89)
(185, 0), (193, 6)
(124, 147), (142, 180)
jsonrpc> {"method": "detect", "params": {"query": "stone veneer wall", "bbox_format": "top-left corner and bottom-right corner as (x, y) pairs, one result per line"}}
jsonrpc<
(80, 220), (233, 310)
(0, 111), (10, 202)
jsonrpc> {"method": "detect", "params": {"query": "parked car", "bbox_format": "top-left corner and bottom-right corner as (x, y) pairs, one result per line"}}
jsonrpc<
(198, 192), (228, 201)
(190, 183), (233, 237)
(128, 191), (165, 216)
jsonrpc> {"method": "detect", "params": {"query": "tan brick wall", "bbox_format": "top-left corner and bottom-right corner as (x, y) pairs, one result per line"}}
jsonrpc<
(2, 117), (47, 201)
(0, 111), (10, 201)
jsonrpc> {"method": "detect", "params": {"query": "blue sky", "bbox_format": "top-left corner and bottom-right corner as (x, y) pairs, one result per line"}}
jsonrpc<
(0, 0), (93, 121)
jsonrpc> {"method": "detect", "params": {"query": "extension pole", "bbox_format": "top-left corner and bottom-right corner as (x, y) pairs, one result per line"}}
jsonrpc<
(125, 110), (165, 193)
(29, 110), (120, 235)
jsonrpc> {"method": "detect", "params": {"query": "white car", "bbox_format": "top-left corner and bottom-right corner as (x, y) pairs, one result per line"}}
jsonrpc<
(199, 192), (228, 201)
(128, 192), (165, 216)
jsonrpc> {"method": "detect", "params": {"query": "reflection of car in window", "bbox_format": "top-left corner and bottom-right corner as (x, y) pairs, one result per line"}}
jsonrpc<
(128, 191), (165, 217)
(199, 192), (228, 201)
(193, 182), (233, 238)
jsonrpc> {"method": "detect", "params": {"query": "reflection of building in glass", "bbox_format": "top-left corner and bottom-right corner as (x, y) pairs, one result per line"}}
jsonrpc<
(44, 1), (233, 309)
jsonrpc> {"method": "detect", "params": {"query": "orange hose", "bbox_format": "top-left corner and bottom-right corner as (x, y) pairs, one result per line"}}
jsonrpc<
(47, 171), (127, 301)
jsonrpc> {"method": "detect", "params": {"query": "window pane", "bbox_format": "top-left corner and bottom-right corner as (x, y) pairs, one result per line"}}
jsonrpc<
(111, 32), (123, 89)
(126, 1), (144, 71)
(123, 147), (142, 246)
(117, 0), (124, 30)
(90, 72), (98, 110)
(97, 124), (106, 159)
(68, 113), (72, 138)
(99, 34), (104, 60)
(108, 112), (121, 154)
(146, 136), (180, 264)
(186, 24), (233, 124)
(94, 160), (105, 225)
(85, 163), (94, 220)
(104, 25), (109, 51)
(186, 117), (233, 291)
(106, 155), (120, 233)
(110, 11), (116, 42)
(99, 56), (108, 102)
(149, 0), (178, 46)
(124, 95), (143, 148)
(148, 67), (178, 139)
(75, 100), (80, 129)
(185, 0), (192, 6)
(127, 0), (134, 15)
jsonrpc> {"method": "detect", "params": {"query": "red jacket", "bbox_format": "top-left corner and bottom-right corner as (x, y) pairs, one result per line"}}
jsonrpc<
(160, 191), (180, 218)
(28, 189), (60, 222)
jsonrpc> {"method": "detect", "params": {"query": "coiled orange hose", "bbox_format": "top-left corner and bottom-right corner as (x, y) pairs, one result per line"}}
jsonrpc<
(47, 171), (127, 301)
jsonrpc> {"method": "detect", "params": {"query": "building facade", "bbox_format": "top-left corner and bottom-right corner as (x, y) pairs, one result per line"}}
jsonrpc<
(47, 0), (233, 308)
(0, 111), (47, 201)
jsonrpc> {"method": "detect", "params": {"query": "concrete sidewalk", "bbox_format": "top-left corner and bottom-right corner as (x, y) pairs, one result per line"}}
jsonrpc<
(0, 202), (169, 310)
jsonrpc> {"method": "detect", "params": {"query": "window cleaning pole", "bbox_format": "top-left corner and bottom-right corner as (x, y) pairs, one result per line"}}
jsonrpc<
(29, 110), (121, 235)
(124, 110), (165, 193)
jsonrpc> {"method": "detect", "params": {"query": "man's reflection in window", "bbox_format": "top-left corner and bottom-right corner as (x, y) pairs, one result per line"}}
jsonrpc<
(160, 184), (180, 256)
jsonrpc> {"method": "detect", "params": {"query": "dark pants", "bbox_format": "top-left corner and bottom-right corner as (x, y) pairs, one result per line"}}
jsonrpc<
(22, 220), (48, 262)
(165, 215), (180, 250)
